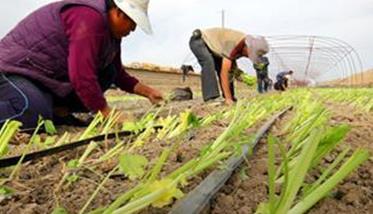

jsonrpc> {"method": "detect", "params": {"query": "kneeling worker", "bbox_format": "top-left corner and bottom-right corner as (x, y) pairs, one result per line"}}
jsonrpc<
(274, 70), (294, 91)
(0, 0), (163, 129)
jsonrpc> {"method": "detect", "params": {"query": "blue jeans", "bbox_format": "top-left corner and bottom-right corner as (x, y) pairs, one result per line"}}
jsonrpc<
(0, 73), (53, 129)
(0, 64), (117, 129)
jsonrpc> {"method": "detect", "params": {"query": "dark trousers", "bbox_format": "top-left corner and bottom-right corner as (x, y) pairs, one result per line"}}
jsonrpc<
(0, 73), (53, 129)
(189, 31), (235, 101)
(256, 71), (270, 93)
(274, 78), (288, 91)
(0, 65), (117, 129)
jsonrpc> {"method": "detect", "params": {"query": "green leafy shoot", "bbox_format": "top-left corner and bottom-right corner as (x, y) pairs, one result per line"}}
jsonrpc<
(44, 120), (57, 135)
(51, 207), (69, 214)
(0, 120), (22, 157)
(119, 154), (149, 180)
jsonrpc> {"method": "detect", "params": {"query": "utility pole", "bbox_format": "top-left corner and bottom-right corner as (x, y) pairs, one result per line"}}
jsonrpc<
(221, 10), (225, 28)
(304, 37), (315, 77)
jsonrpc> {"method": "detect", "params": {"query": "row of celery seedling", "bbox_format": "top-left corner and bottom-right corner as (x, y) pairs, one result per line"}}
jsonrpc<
(0, 103), (233, 213)
(85, 94), (292, 214)
(315, 88), (373, 112)
(256, 94), (369, 214)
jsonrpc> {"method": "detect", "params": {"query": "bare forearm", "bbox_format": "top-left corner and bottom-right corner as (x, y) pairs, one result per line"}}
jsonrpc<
(221, 73), (232, 100)
(133, 82), (163, 104)
(97, 82), (162, 121)
(221, 58), (233, 101)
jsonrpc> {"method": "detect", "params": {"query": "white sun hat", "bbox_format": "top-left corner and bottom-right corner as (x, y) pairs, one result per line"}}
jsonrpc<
(245, 35), (269, 63)
(114, 0), (153, 34)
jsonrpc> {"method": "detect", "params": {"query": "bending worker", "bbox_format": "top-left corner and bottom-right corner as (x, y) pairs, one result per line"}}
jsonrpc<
(0, 0), (163, 128)
(189, 27), (269, 105)
(274, 70), (294, 91)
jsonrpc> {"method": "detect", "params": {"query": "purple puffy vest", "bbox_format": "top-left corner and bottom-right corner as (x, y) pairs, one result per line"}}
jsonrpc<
(0, 0), (119, 97)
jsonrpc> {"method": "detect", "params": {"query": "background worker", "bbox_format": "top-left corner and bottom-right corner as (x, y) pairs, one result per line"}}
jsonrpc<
(265, 77), (273, 91)
(0, 0), (163, 129)
(274, 70), (294, 91)
(253, 55), (270, 93)
(189, 27), (269, 105)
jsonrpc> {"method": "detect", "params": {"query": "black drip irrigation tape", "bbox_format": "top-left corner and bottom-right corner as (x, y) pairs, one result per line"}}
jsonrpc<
(169, 106), (293, 214)
(0, 126), (163, 168)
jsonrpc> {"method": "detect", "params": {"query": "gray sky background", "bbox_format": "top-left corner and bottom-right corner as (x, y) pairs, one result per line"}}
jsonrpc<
(1, 0), (372, 76)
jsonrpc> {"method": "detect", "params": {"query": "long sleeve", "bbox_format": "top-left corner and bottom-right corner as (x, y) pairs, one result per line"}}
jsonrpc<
(61, 6), (107, 112)
(113, 49), (139, 93)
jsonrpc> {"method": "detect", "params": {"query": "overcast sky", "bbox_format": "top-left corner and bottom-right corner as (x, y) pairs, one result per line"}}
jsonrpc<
(1, 0), (372, 76)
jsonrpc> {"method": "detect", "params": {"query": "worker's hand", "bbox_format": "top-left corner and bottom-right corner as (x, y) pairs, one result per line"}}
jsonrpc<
(100, 105), (112, 118)
(225, 99), (235, 106)
(147, 89), (164, 105)
(134, 83), (164, 105)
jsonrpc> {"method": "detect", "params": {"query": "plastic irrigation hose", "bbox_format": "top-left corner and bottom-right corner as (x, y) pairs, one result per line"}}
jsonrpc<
(0, 126), (163, 168)
(169, 106), (293, 214)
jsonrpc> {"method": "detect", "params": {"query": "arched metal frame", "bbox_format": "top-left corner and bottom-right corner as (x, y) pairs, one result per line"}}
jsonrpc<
(265, 35), (364, 86)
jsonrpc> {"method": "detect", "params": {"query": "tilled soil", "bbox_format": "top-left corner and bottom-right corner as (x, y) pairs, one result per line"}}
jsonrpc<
(209, 101), (373, 214)
(308, 102), (373, 214)
(210, 107), (294, 214)
(0, 100), (233, 214)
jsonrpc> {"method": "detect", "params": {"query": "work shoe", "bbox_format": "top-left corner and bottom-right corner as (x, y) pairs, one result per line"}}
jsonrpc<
(204, 97), (225, 106)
